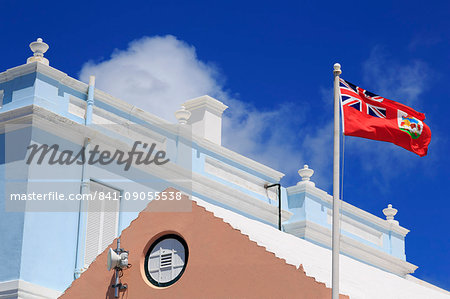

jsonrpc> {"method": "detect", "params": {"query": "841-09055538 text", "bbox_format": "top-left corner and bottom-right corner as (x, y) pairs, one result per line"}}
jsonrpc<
(9, 191), (182, 201)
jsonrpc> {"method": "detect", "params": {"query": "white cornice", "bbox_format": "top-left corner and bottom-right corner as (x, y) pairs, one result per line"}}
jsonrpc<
(0, 279), (61, 299)
(0, 105), (291, 226)
(194, 135), (284, 180)
(183, 95), (228, 115)
(191, 171), (292, 225)
(0, 62), (40, 83)
(287, 182), (410, 236)
(0, 63), (284, 182)
(284, 220), (417, 277)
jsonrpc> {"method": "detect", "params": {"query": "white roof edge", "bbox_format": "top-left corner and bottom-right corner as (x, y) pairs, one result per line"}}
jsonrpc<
(0, 62), (284, 181)
(191, 196), (450, 299)
(284, 220), (417, 276)
(405, 275), (450, 295)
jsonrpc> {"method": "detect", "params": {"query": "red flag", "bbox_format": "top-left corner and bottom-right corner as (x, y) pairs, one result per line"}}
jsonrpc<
(339, 79), (431, 156)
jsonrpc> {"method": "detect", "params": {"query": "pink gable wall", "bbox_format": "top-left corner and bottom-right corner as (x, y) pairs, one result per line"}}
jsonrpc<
(61, 188), (348, 299)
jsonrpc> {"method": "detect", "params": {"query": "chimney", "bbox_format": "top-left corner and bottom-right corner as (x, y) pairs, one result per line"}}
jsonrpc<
(182, 95), (228, 145)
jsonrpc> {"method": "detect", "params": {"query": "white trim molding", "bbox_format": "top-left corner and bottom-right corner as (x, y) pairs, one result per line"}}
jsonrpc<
(287, 182), (410, 237)
(0, 105), (291, 227)
(405, 275), (450, 295)
(204, 156), (278, 201)
(284, 220), (417, 277)
(326, 208), (383, 247)
(183, 95), (228, 116)
(0, 280), (61, 299)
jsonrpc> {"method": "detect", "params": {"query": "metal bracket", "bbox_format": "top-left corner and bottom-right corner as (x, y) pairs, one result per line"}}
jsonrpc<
(111, 283), (128, 290)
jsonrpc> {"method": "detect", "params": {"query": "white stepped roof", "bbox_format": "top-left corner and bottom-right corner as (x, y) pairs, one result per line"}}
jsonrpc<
(193, 196), (450, 299)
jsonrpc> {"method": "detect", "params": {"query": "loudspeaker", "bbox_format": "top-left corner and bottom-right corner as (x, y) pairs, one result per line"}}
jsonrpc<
(107, 248), (129, 271)
(107, 248), (120, 271)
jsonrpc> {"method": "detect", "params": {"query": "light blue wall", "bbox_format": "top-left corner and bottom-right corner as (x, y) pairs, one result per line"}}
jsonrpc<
(305, 193), (328, 225)
(0, 163), (25, 282)
(19, 212), (79, 291)
(0, 127), (27, 282)
(286, 191), (306, 222)
(0, 129), (80, 291)
(390, 232), (406, 260)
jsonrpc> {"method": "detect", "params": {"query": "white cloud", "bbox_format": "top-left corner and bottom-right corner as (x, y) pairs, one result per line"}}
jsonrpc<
(80, 35), (226, 122)
(362, 46), (430, 106)
(222, 99), (332, 187)
(79, 35), (333, 188)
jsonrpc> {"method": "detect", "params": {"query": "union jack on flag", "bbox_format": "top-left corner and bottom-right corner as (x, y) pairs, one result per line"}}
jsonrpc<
(340, 79), (386, 118)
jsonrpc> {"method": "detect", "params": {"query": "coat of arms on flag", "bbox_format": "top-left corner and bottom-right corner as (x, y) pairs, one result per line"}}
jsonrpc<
(339, 78), (431, 156)
(398, 111), (423, 139)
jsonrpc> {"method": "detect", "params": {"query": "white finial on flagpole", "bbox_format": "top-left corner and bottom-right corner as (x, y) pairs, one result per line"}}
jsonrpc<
(333, 63), (342, 75)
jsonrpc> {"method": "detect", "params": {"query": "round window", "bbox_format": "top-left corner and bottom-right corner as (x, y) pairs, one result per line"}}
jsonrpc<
(144, 234), (188, 287)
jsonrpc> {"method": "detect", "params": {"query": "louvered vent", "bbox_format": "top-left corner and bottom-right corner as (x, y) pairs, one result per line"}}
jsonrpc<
(84, 181), (120, 267)
(145, 235), (188, 287)
(160, 253), (172, 268)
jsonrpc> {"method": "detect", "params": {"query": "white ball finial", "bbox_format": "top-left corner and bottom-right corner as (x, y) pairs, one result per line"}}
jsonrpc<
(333, 63), (342, 75)
(27, 38), (49, 65)
(297, 165), (315, 186)
(383, 204), (399, 225)
(174, 106), (191, 124)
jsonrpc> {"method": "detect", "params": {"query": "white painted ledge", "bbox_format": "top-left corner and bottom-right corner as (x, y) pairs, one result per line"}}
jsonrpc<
(284, 220), (417, 277)
(0, 280), (61, 299)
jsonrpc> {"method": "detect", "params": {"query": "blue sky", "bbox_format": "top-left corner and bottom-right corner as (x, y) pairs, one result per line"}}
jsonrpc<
(1, 0), (449, 290)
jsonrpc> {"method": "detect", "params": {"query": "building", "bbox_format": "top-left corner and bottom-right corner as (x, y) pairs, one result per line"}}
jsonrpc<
(0, 38), (448, 298)
(61, 188), (348, 298)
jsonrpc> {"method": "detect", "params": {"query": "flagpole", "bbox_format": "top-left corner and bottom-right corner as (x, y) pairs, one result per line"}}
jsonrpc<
(332, 63), (342, 299)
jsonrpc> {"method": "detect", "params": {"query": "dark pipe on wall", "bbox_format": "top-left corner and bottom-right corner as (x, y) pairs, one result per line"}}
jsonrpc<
(264, 183), (282, 231)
